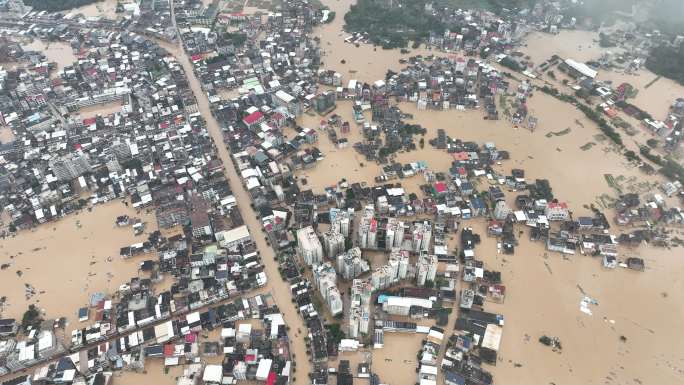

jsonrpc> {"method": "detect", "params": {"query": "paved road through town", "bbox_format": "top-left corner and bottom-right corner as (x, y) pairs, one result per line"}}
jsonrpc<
(165, 4), (313, 383)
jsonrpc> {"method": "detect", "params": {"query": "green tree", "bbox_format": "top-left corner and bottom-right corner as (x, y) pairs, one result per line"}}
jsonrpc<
(21, 304), (42, 331)
(647, 44), (684, 86)
(23, 0), (101, 12)
(344, 0), (446, 49)
(328, 323), (345, 344)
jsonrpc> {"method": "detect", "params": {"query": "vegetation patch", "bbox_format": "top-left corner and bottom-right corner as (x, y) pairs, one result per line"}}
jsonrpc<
(545, 128), (571, 138)
(580, 142), (595, 151)
(646, 45), (684, 86)
(23, 0), (101, 12)
(539, 86), (623, 146)
(604, 174), (622, 194)
(344, 0), (446, 49)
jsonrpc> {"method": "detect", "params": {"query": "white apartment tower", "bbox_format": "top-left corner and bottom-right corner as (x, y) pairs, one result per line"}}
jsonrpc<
(330, 207), (353, 237)
(322, 230), (345, 258)
(358, 205), (377, 249)
(313, 262), (343, 316)
(416, 252), (438, 287)
(297, 226), (323, 266)
(336, 247), (369, 280)
(348, 279), (372, 338)
(370, 248), (410, 292)
(50, 152), (91, 181)
(371, 266), (392, 292)
(385, 218), (405, 250)
(390, 247), (410, 280)
(411, 220), (433, 253)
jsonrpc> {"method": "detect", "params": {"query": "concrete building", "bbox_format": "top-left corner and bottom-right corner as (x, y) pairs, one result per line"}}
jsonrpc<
(50, 152), (91, 181)
(326, 286), (343, 317)
(493, 200), (512, 220)
(411, 220), (432, 253)
(385, 218), (405, 250)
(416, 253), (438, 287)
(370, 248), (410, 292)
(232, 361), (247, 380)
(348, 279), (372, 338)
(273, 90), (302, 116)
(358, 206), (378, 249)
(545, 202), (570, 221)
(371, 265), (393, 292)
(391, 247), (410, 280)
(322, 229), (345, 258)
(297, 226), (323, 266)
(336, 247), (369, 280)
(110, 138), (132, 160)
(314, 91), (336, 114)
(313, 262), (343, 316)
(216, 225), (251, 249)
(105, 154), (122, 173)
(330, 207), (353, 237)
(380, 296), (433, 316)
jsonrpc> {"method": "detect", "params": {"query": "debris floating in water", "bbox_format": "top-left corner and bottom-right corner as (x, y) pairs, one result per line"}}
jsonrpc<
(580, 295), (598, 315)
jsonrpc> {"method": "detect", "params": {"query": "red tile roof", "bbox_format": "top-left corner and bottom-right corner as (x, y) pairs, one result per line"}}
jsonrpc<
(164, 344), (174, 357)
(266, 372), (276, 385)
(548, 202), (568, 209)
(243, 111), (264, 125)
(434, 182), (447, 193)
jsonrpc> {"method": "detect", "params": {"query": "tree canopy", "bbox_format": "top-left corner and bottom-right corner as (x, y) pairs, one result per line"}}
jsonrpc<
(23, 0), (102, 12)
(437, 0), (536, 14)
(646, 44), (684, 86)
(344, 0), (446, 49)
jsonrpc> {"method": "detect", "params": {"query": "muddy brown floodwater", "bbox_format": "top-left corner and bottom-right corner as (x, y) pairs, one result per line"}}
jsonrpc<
(0, 201), (157, 339)
(22, 39), (77, 75)
(521, 30), (617, 65)
(112, 359), (182, 385)
(298, 94), (660, 216)
(75, 101), (124, 118)
(69, 0), (120, 19)
(0, 126), (15, 144)
(153, 16), (314, 384)
(309, 1), (684, 384)
(4, 0), (683, 384)
(598, 70), (684, 120)
(522, 30), (684, 122)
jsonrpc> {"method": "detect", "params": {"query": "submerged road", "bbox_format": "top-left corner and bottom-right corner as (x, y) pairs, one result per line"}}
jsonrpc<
(0, 6), (312, 383)
(165, 4), (312, 383)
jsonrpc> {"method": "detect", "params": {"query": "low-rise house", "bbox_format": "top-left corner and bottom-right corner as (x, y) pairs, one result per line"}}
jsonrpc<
(545, 201), (570, 221)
